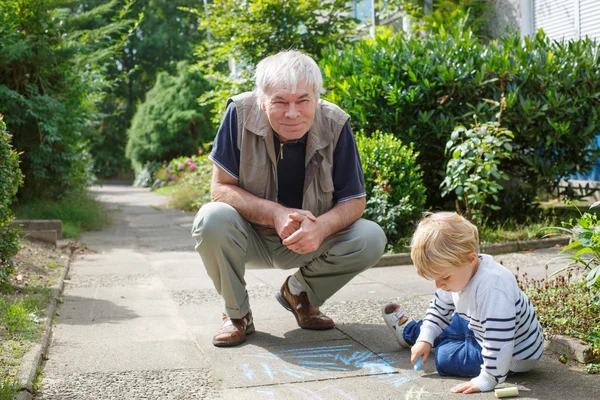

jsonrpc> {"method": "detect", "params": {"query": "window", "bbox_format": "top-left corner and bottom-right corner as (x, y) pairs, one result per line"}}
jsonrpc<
(522, 0), (600, 40)
(352, 0), (374, 24)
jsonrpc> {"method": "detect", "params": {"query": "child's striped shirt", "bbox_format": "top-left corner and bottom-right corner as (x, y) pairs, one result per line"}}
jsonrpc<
(417, 254), (544, 392)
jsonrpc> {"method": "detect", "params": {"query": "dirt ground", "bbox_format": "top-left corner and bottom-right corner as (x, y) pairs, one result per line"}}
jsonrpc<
(0, 239), (88, 384)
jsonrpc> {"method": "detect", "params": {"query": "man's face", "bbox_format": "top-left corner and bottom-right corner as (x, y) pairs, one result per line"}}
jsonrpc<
(260, 79), (318, 142)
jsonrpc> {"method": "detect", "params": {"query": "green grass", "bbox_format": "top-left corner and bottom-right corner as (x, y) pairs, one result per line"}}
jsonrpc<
(0, 293), (51, 392)
(153, 183), (210, 213)
(153, 185), (181, 196)
(0, 289), (52, 340)
(13, 191), (111, 238)
(0, 237), (65, 392)
(478, 219), (554, 244)
(0, 378), (20, 400)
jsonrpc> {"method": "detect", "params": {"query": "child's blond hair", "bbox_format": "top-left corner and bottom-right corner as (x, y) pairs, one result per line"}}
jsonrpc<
(410, 212), (480, 280)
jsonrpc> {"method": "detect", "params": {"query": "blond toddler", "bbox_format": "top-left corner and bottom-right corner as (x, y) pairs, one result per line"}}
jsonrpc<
(383, 212), (543, 393)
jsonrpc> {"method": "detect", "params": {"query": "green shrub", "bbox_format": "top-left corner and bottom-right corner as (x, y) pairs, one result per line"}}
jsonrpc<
(545, 201), (600, 288)
(441, 115), (514, 223)
(396, 1), (492, 39)
(356, 130), (425, 239)
(133, 161), (164, 188)
(162, 156), (203, 183)
(126, 62), (215, 171)
(321, 24), (600, 213)
(165, 154), (213, 212)
(0, 0), (134, 200)
(0, 115), (23, 282)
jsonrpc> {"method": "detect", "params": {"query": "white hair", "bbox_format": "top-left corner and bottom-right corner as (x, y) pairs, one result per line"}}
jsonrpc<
(254, 50), (323, 101)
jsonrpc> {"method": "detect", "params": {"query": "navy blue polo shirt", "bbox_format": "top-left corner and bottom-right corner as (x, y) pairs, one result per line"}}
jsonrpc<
(209, 102), (366, 209)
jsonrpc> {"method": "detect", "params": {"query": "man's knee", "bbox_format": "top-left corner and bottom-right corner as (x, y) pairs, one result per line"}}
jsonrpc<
(351, 219), (387, 266)
(191, 202), (240, 244)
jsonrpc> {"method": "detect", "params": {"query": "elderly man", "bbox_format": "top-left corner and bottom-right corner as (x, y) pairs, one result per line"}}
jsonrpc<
(191, 50), (386, 347)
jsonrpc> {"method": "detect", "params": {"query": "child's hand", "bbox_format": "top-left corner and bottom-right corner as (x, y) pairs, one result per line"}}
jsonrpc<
(450, 382), (481, 394)
(410, 341), (432, 366)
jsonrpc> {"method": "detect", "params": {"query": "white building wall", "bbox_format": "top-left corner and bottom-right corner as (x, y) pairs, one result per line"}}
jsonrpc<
(490, 0), (600, 40)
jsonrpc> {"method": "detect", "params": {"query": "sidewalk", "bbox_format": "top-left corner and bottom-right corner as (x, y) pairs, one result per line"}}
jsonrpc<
(34, 185), (598, 399)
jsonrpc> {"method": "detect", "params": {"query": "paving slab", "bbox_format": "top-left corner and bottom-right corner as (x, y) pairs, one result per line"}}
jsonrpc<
(67, 273), (157, 289)
(327, 282), (405, 302)
(494, 248), (569, 278)
(58, 296), (177, 320)
(321, 295), (430, 326)
(361, 265), (437, 296)
(162, 276), (217, 292)
(221, 372), (452, 400)
(37, 369), (217, 400)
(52, 315), (191, 344)
(43, 340), (209, 374)
(245, 267), (297, 287)
(137, 238), (196, 252)
(63, 285), (172, 301)
(206, 339), (398, 388)
(336, 322), (418, 355)
(141, 250), (199, 262)
(170, 282), (277, 308)
(70, 250), (151, 273)
(150, 261), (215, 279)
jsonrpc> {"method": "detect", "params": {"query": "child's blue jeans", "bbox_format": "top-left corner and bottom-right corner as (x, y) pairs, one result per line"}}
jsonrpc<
(403, 314), (483, 377)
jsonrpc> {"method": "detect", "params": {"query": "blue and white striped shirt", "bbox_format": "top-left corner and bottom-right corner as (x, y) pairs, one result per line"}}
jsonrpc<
(417, 254), (544, 391)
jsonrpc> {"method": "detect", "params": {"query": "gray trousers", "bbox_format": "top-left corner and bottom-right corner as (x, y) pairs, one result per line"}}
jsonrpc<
(191, 202), (387, 319)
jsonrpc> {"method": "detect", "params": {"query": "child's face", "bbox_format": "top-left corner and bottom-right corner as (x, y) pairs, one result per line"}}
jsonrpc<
(433, 253), (480, 292)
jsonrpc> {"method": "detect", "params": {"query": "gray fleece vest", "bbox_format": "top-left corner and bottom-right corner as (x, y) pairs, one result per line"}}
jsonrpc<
(228, 91), (350, 219)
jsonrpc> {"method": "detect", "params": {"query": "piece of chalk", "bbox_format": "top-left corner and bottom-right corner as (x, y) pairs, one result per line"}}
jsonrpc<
(494, 387), (519, 398)
(414, 356), (423, 371)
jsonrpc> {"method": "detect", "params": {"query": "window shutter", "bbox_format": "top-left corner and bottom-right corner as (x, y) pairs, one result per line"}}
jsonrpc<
(533, 0), (578, 40)
(580, 0), (600, 39)
(533, 0), (600, 40)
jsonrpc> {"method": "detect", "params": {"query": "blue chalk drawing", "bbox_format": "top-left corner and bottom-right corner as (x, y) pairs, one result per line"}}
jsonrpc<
(242, 343), (409, 382)
(248, 344), (392, 374)
(261, 362), (275, 381)
(360, 361), (396, 375)
(243, 363), (255, 380)
(246, 362), (313, 381)
(242, 342), (424, 397)
(381, 374), (421, 389)
(296, 360), (348, 371)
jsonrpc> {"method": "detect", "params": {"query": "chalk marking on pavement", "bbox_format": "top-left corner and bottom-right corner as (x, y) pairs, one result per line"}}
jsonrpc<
(243, 363), (255, 380)
(405, 386), (428, 400)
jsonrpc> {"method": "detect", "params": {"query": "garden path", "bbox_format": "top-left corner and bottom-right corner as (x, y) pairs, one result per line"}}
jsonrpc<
(33, 184), (598, 399)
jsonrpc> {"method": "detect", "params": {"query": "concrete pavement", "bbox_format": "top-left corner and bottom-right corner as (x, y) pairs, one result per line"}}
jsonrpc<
(34, 185), (599, 399)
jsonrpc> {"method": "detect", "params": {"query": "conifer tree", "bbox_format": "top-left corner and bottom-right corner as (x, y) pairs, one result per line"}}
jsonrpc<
(0, 0), (140, 198)
(126, 61), (213, 170)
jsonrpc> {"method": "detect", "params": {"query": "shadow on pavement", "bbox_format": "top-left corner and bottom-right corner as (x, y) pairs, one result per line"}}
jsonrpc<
(56, 295), (139, 325)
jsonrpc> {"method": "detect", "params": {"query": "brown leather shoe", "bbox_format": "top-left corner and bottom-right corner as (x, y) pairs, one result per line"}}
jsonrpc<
(276, 277), (335, 330)
(212, 311), (255, 347)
